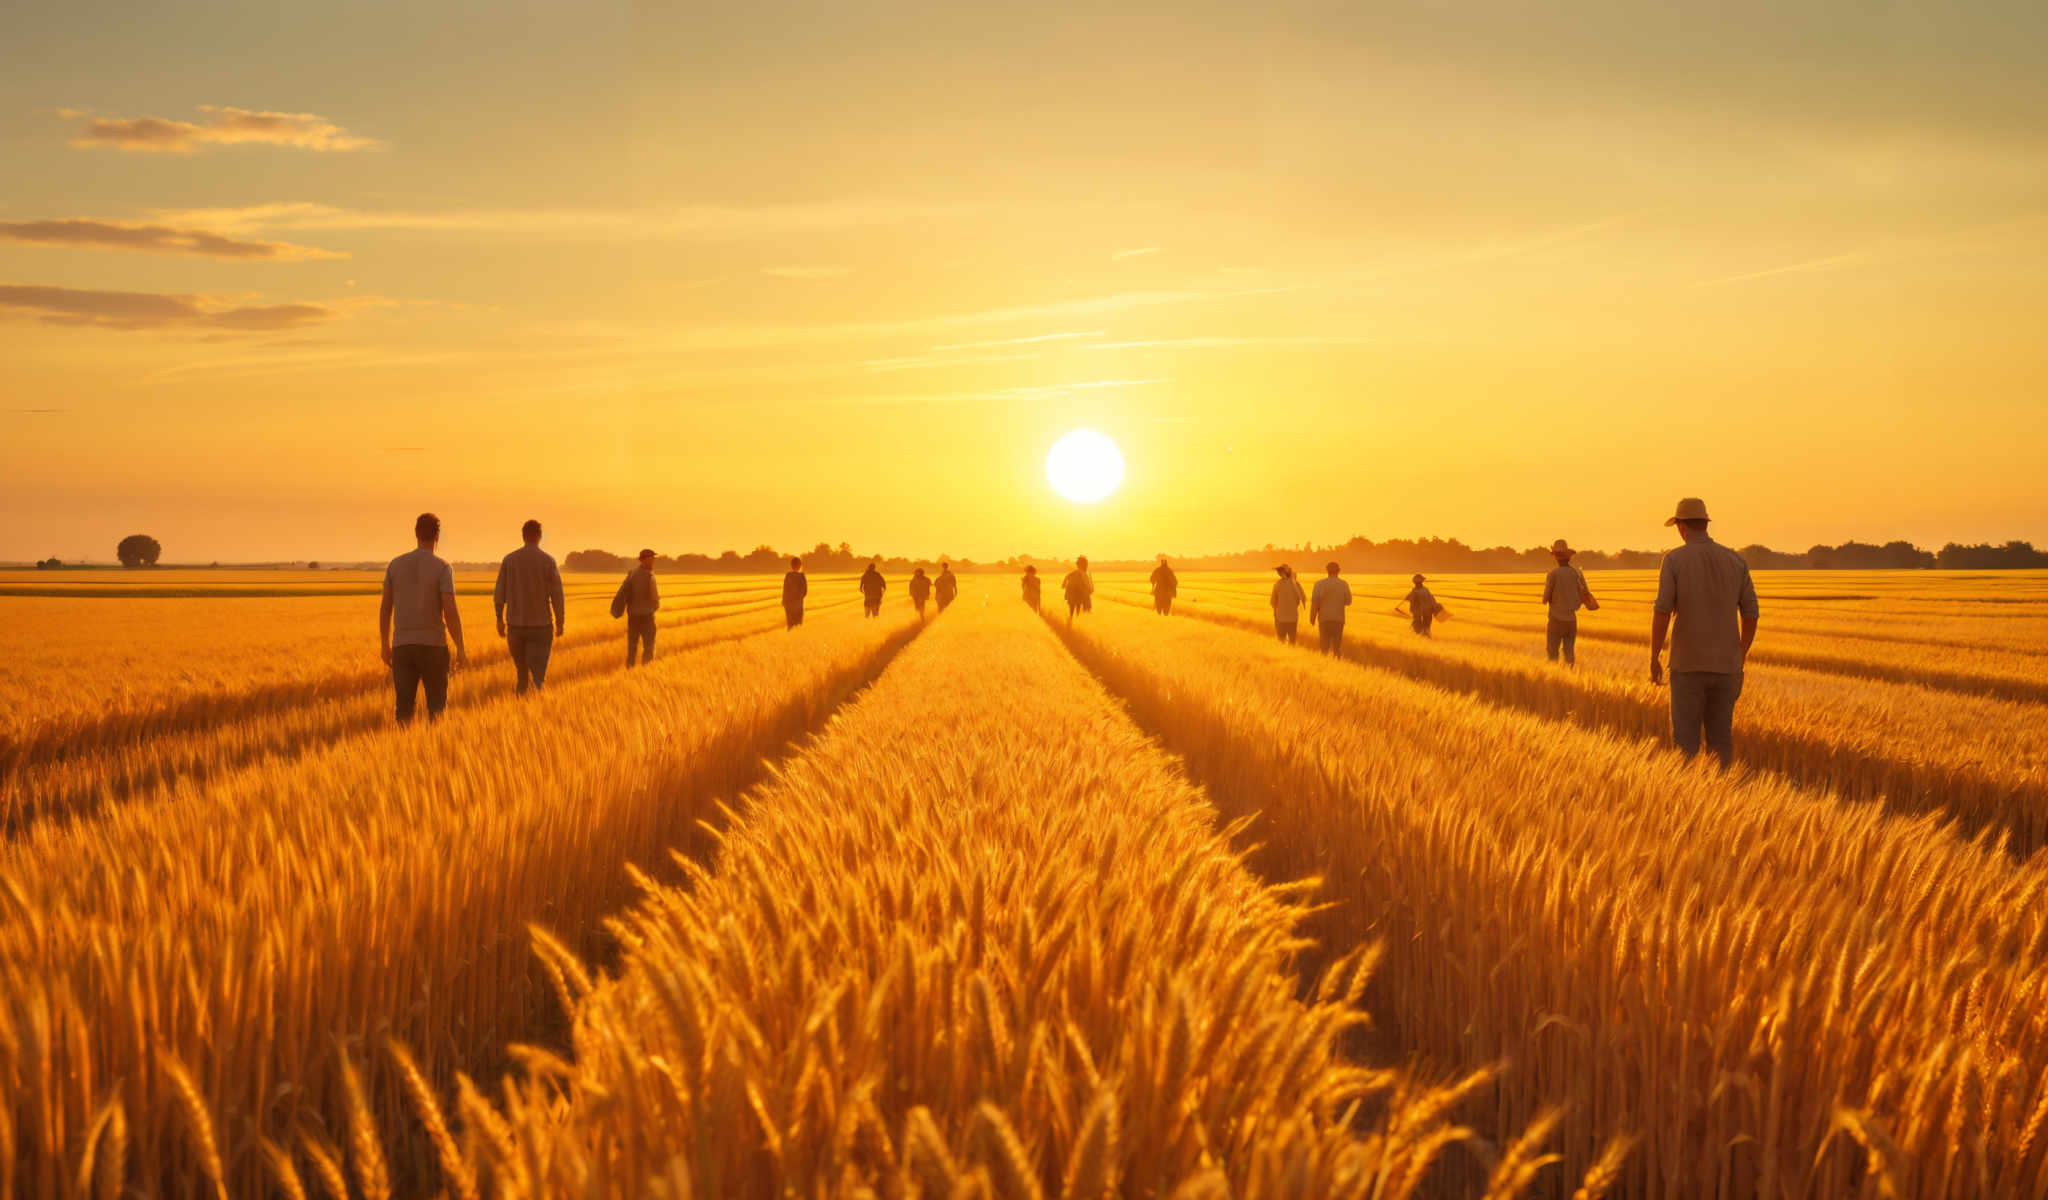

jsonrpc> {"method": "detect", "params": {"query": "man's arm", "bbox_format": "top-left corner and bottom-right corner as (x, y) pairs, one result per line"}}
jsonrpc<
(1737, 565), (1759, 662)
(442, 591), (468, 667)
(549, 561), (566, 634)
(379, 585), (395, 667)
(1541, 573), (1554, 606)
(1649, 611), (1671, 684)
(492, 563), (507, 636)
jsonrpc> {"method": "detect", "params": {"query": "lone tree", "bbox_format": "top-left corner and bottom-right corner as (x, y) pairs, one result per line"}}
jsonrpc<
(116, 534), (162, 568)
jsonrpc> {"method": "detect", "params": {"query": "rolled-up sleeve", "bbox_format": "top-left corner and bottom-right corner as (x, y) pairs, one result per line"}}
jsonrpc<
(1653, 559), (1677, 614)
(438, 562), (456, 594)
(1737, 565), (1759, 621)
(549, 560), (566, 621)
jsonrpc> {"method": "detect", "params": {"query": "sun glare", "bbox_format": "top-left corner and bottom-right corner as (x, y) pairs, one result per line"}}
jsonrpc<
(1045, 429), (1124, 504)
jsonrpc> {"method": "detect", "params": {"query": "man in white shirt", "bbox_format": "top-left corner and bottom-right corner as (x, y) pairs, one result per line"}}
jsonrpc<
(1308, 561), (1352, 655)
(379, 512), (468, 724)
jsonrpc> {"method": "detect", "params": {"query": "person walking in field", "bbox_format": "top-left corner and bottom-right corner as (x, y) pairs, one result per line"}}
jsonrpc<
(1270, 564), (1307, 643)
(493, 518), (565, 693)
(1399, 574), (1440, 637)
(935, 562), (959, 612)
(612, 548), (660, 667)
(1062, 556), (1094, 626)
(1649, 497), (1759, 768)
(859, 559), (887, 618)
(380, 511), (468, 724)
(909, 566), (932, 618)
(1021, 564), (1042, 612)
(1308, 561), (1350, 654)
(783, 556), (808, 628)
(1541, 539), (1598, 667)
(1150, 557), (1179, 615)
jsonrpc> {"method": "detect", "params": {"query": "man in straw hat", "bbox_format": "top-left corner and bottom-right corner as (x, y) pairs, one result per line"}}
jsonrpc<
(613, 548), (661, 666)
(1649, 497), (1759, 767)
(1540, 538), (1598, 666)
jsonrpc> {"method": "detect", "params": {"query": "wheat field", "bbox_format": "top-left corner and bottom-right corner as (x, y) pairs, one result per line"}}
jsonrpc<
(1, 567), (2043, 1198)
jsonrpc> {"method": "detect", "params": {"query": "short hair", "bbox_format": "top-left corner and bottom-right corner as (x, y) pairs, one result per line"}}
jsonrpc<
(790, 557), (802, 568)
(415, 512), (441, 541)
(1024, 564), (1037, 573)
(1077, 556), (1088, 567)
(521, 519), (542, 540)
(1326, 561), (1340, 573)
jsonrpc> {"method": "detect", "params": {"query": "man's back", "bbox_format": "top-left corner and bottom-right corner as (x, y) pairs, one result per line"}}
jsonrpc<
(1063, 569), (1090, 598)
(1544, 564), (1584, 621)
(496, 544), (563, 626)
(1655, 539), (1758, 674)
(386, 547), (452, 647)
(1311, 576), (1351, 621)
(784, 571), (807, 604)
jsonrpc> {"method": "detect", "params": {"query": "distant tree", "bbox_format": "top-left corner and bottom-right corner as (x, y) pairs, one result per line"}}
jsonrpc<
(116, 534), (162, 568)
(36, 557), (61, 570)
(308, 561), (320, 570)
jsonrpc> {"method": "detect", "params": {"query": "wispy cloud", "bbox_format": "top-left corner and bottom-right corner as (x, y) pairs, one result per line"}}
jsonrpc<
(0, 218), (344, 261)
(1081, 336), (1377, 351)
(1111, 246), (1164, 260)
(763, 265), (854, 279)
(1694, 251), (1875, 288)
(0, 284), (337, 332)
(862, 351), (1042, 372)
(928, 331), (1104, 351)
(150, 199), (966, 240)
(59, 105), (377, 153)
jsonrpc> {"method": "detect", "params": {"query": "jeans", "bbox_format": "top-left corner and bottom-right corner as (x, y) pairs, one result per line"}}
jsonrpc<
(506, 625), (553, 692)
(1318, 620), (1344, 655)
(1545, 618), (1577, 666)
(1670, 670), (1744, 767)
(627, 613), (656, 666)
(392, 643), (450, 725)
(1154, 596), (1173, 615)
(1275, 619), (1298, 644)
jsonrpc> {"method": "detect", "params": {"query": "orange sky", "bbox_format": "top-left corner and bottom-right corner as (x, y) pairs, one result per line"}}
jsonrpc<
(4, 1), (2046, 563)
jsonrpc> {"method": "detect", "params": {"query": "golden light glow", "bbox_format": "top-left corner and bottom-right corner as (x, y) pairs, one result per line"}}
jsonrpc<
(1045, 429), (1125, 504)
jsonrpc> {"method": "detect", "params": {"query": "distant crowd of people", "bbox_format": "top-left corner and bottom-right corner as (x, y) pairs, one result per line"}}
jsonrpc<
(379, 497), (1758, 768)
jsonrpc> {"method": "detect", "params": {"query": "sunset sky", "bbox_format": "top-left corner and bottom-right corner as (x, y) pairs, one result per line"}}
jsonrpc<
(4, 0), (2046, 564)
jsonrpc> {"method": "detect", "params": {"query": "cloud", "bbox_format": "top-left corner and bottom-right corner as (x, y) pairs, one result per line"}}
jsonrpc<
(149, 199), (966, 240)
(763, 265), (854, 279)
(1111, 246), (1164, 260)
(63, 105), (377, 153)
(0, 284), (337, 332)
(0, 218), (345, 262)
(928, 331), (1104, 351)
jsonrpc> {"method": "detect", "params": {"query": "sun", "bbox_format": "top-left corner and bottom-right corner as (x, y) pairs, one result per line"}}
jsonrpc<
(1045, 429), (1124, 503)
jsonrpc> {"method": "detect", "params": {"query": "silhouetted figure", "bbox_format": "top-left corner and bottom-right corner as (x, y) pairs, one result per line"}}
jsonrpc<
(1021, 564), (1042, 612)
(783, 557), (808, 628)
(909, 567), (932, 618)
(1062, 557), (1094, 626)
(493, 518), (565, 693)
(1270, 564), (1307, 644)
(380, 512), (467, 724)
(1150, 558), (1178, 615)
(1650, 498), (1759, 767)
(935, 562), (959, 612)
(859, 560), (887, 617)
(1400, 574), (1439, 638)
(1542, 539), (1598, 667)
(613, 548), (661, 666)
(1309, 561), (1350, 655)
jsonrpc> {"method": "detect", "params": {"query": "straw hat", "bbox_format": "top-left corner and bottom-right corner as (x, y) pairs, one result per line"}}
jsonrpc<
(1411, 573), (1425, 584)
(1665, 497), (1710, 526)
(1551, 539), (1574, 557)
(638, 548), (656, 560)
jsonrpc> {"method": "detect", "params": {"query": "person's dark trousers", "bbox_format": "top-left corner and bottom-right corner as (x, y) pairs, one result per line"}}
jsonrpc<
(1155, 596), (1172, 615)
(863, 600), (880, 617)
(1276, 619), (1297, 644)
(785, 605), (804, 629)
(1545, 618), (1577, 666)
(1319, 620), (1344, 655)
(1412, 614), (1433, 638)
(626, 614), (656, 666)
(915, 600), (927, 618)
(506, 625), (554, 692)
(392, 644), (451, 725)
(1670, 670), (1744, 767)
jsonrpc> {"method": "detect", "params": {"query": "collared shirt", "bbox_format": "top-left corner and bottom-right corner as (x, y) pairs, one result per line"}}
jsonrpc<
(783, 570), (808, 606)
(494, 544), (565, 627)
(623, 568), (660, 616)
(1543, 563), (1587, 622)
(384, 547), (455, 648)
(1311, 576), (1352, 621)
(1655, 537), (1759, 674)
(1270, 576), (1307, 620)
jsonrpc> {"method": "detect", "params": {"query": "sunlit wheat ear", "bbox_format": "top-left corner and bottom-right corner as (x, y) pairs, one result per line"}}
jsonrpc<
(259, 1136), (310, 1200)
(1566, 1132), (1636, 1200)
(902, 1105), (961, 1199)
(1163, 1168), (1230, 1200)
(386, 1037), (479, 1200)
(1061, 1090), (1118, 1198)
(1483, 1106), (1564, 1198)
(530, 924), (596, 1019)
(297, 1127), (350, 1200)
(340, 1054), (392, 1200)
(158, 1050), (227, 1200)
(968, 1103), (1042, 1200)
(1825, 1106), (1908, 1199)
(72, 1095), (123, 1200)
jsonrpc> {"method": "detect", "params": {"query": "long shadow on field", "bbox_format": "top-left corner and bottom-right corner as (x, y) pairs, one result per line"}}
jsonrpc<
(1101, 593), (2048, 861)
(2, 597), (865, 839)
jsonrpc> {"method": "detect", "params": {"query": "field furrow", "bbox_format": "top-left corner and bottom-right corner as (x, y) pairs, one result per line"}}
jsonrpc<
(1056, 600), (2048, 1199)
(0, 603), (921, 1198)
(440, 602), (1577, 1199)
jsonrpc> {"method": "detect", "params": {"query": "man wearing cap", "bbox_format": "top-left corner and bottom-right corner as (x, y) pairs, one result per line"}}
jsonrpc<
(1650, 498), (1759, 767)
(1400, 574), (1439, 637)
(1540, 539), (1597, 667)
(614, 549), (661, 666)
(1309, 561), (1351, 654)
